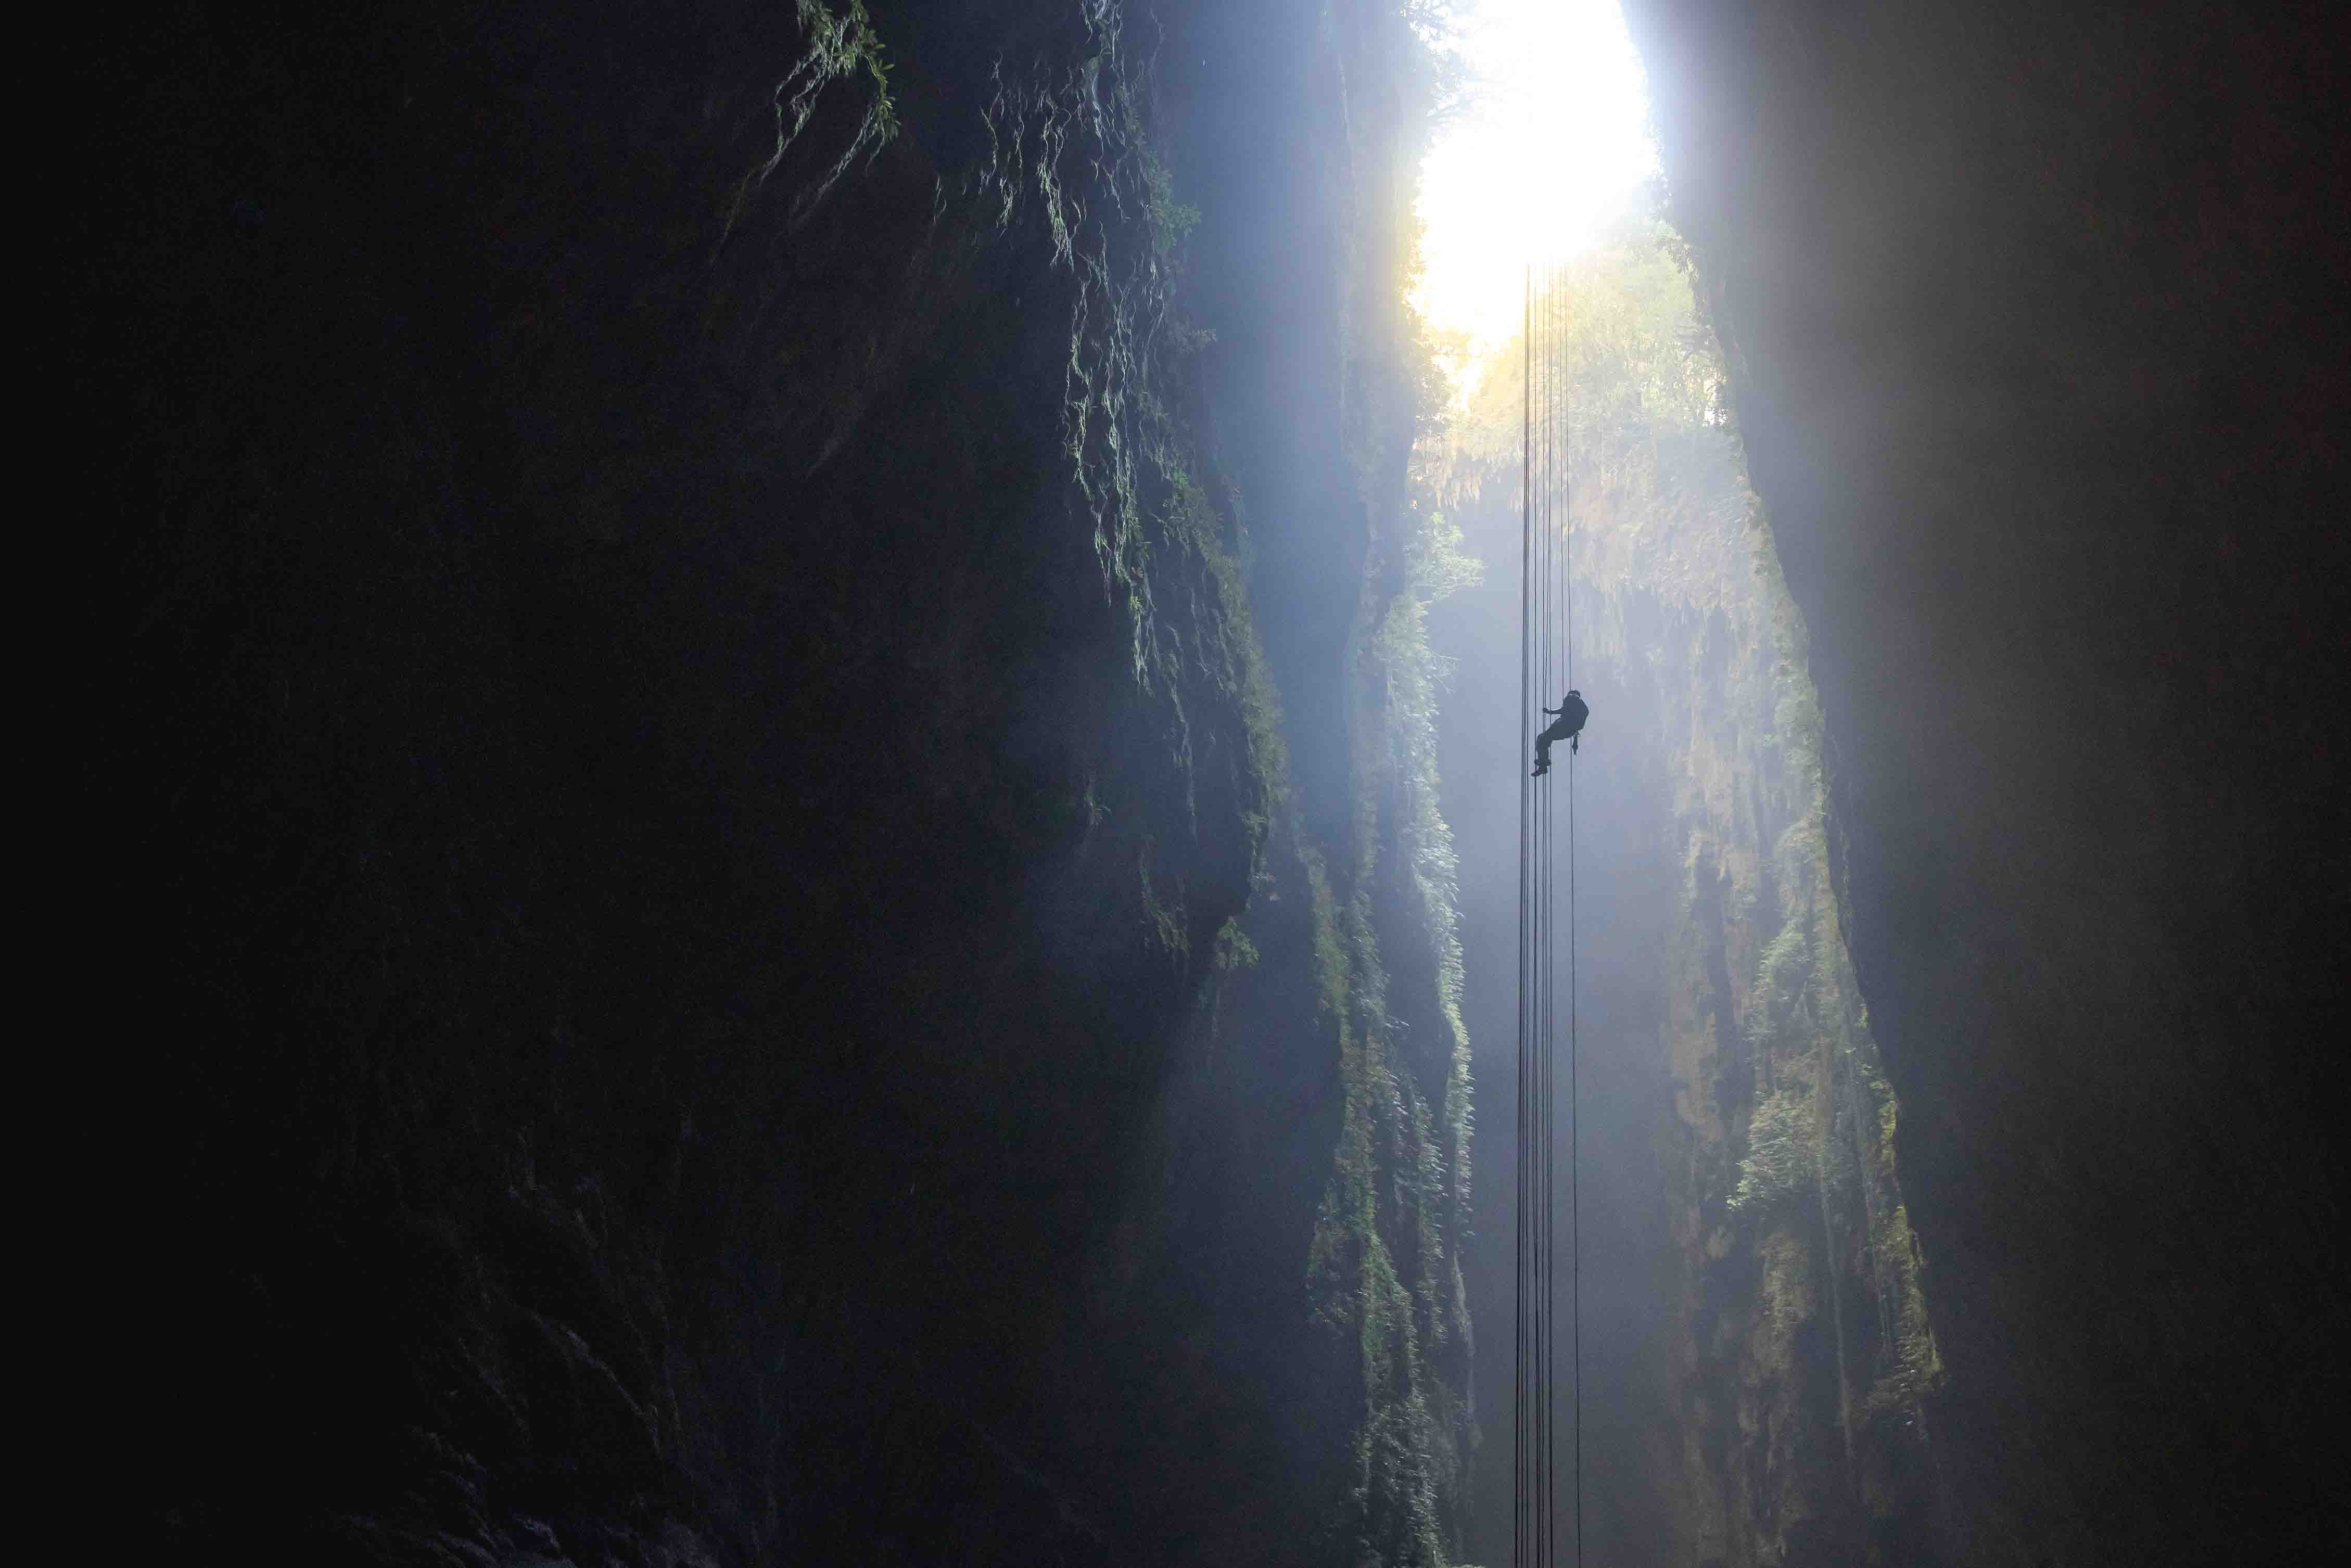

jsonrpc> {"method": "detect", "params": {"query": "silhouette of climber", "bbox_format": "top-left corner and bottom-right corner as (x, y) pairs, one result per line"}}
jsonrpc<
(1532, 690), (1588, 776)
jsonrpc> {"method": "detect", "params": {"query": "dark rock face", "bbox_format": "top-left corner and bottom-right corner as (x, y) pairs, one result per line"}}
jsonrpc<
(1625, 2), (2351, 1561)
(82, 2), (1478, 1562)
(84, 2), (1266, 1559)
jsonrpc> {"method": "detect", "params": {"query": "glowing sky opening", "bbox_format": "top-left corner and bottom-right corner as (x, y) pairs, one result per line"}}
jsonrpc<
(1414, 0), (1659, 371)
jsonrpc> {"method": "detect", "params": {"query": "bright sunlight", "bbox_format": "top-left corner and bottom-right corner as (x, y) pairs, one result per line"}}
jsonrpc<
(1415, 0), (1658, 365)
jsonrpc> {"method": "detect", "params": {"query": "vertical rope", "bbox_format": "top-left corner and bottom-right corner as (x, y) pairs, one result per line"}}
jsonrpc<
(1534, 264), (1548, 1568)
(1541, 261), (1558, 1568)
(1562, 261), (1583, 1568)
(1513, 262), (1533, 1568)
(1518, 260), (1586, 1568)
(1516, 260), (1585, 1568)
(1533, 259), (1545, 1568)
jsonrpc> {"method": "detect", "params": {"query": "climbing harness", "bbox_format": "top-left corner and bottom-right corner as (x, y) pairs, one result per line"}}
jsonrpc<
(1516, 263), (1581, 1568)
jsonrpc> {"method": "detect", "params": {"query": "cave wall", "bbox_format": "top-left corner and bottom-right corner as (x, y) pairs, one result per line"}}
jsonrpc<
(1623, 2), (2351, 1561)
(78, 1), (1470, 1561)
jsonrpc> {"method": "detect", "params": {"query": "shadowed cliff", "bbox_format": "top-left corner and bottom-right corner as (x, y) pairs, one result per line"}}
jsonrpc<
(1624, 2), (2351, 1561)
(76, 2), (1472, 1561)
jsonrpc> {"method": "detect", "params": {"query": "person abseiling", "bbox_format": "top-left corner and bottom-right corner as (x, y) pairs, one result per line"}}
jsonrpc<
(1532, 690), (1587, 776)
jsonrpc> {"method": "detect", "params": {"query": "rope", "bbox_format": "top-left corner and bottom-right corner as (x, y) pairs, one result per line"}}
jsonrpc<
(1517, 262), (1581, 1568)
(1562, 261), (1583, 1568)
(1512, 262), (1531, 1568)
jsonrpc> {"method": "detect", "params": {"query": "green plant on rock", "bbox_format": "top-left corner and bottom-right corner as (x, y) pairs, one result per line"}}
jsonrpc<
(1731, 1087), (1816, 1213)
